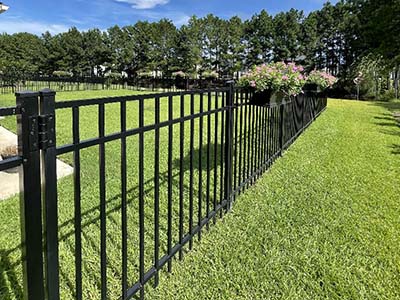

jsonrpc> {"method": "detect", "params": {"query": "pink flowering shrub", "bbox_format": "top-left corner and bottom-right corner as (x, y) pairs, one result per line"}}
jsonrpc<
(306, 70), (337, 89)
(239, 62), (306, 96)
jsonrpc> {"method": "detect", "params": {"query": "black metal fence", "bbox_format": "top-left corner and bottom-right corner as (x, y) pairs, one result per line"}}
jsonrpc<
(0, 85), (327, 300)
(0, 75), (226, 94)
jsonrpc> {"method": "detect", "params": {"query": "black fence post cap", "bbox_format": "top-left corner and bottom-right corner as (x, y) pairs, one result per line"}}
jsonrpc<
(15, 90), (39, 98)
(39, 88), (56, 96)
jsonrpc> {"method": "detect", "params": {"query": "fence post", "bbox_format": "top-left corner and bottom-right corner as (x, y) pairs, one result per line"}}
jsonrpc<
(279, 103), (284, 155)
(224, 81), (235, 211)
(39, 89), (60, 300)
(16, 91), (45, 300)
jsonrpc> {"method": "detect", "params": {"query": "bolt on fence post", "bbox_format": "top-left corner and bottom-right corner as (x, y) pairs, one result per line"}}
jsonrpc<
(39, 89), (60, 300)
(224, 80), (234, 211)
(16, 91), (45, 300)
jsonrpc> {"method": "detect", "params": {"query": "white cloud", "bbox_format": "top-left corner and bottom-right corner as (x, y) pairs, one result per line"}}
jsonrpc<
(115, 0), (169, 9)
(129, 10), (190, 26)
(0, 19), (69, 35)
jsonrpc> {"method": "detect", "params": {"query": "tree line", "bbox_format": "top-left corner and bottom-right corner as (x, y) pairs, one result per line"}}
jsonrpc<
(0, 0), (399, 98)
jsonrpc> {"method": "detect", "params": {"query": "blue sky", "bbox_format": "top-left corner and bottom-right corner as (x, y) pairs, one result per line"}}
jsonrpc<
(0, 0), (338, 35)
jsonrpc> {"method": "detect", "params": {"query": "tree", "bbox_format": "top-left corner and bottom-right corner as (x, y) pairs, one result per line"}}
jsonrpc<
(59, 27), (85, 75)
(172, 24), (201, 75)
(221, 16), (245, 77)
(82, 29), (109, 76)
(244, 10), (273, 67)
(148, 19), (178, 76)
(272, 9), (303, 62)
(300, 11), (318, 71)
(0, 32), (47, 77)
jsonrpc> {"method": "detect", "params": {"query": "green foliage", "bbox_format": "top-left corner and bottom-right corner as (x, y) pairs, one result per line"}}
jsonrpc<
(202, 70), (218, 79)
(0, 33), (47, 77)
(244, 10), (273, 66)
(272, 9), (303, 62)
(379, 89), (397, 102)
(354, 54), (392, 99)
(52, 70), (73, 77)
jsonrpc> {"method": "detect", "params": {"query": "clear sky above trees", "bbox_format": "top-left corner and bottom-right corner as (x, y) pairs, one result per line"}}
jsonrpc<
(0, 0), (339, 35)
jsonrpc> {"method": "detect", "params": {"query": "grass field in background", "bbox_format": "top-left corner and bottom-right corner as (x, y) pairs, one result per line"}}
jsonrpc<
(0, 92), (399, 299)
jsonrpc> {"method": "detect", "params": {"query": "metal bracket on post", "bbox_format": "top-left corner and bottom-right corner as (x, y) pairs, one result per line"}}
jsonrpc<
(39, 89), (60, 300)
(16, 91), (45, 300)
(224, 80), (235, 211)
(38, 114), (56, 150)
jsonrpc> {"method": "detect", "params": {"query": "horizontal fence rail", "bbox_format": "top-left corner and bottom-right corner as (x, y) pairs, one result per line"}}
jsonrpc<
(0, 85), (327, 300)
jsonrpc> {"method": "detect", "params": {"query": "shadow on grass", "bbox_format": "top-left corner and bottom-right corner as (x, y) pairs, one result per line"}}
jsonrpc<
(370, 101), (400, 156)
(371, 100), (400, 112)
(389, 144), (400, 155)
(0, 143), (225, 299)
(0, 250), (23, 300)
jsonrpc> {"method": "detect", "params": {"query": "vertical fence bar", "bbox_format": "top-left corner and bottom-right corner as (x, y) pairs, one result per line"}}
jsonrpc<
(98, 103), (107, 300)
(250, 104), (256, 181)
(138, 98), (145, 299)
(259, 106), (265, 172)
(238, 91), (244, 193)
(17, 91), (45, 300)
(198, 92), (203, 239)
(39, 89), (60, 300)
(224, 82), (234, 210)
(189, 93), (194, 249)
(120, 101), (128, 299)
(153, 96), (160, 287)
(206, 91), (211, 229)
(72, 106), (82, 300)
(167, 95), (173, 272)
(213, 91), (219, 224)
(179, 94), (185, 259)
(219, 91), (225, 216)
(242, 93), (248, 187)
(246, 93), (251, 186)
(279, 104), (284, 155)
(233, 89), (239, 199)
(255, 105), (260, 178)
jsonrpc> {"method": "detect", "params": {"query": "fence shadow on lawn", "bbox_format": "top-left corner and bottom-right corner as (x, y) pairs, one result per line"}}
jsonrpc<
(0, 143), (223, 300)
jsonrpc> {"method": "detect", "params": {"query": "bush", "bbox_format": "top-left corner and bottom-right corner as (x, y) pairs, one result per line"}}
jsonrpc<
(105, 72), (123, 79)
(379, 89), (396, 101)
(52, 70), (73, 77)
(202, 71), (219, 79)
(172, 71), (186, 78)
(239, 62), (305, 96)
(306, 70), (337, 89)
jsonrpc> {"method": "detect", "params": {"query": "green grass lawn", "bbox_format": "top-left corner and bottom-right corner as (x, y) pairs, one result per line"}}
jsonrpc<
(145, 99), (400, 300)
(1, 93), (399, 299)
